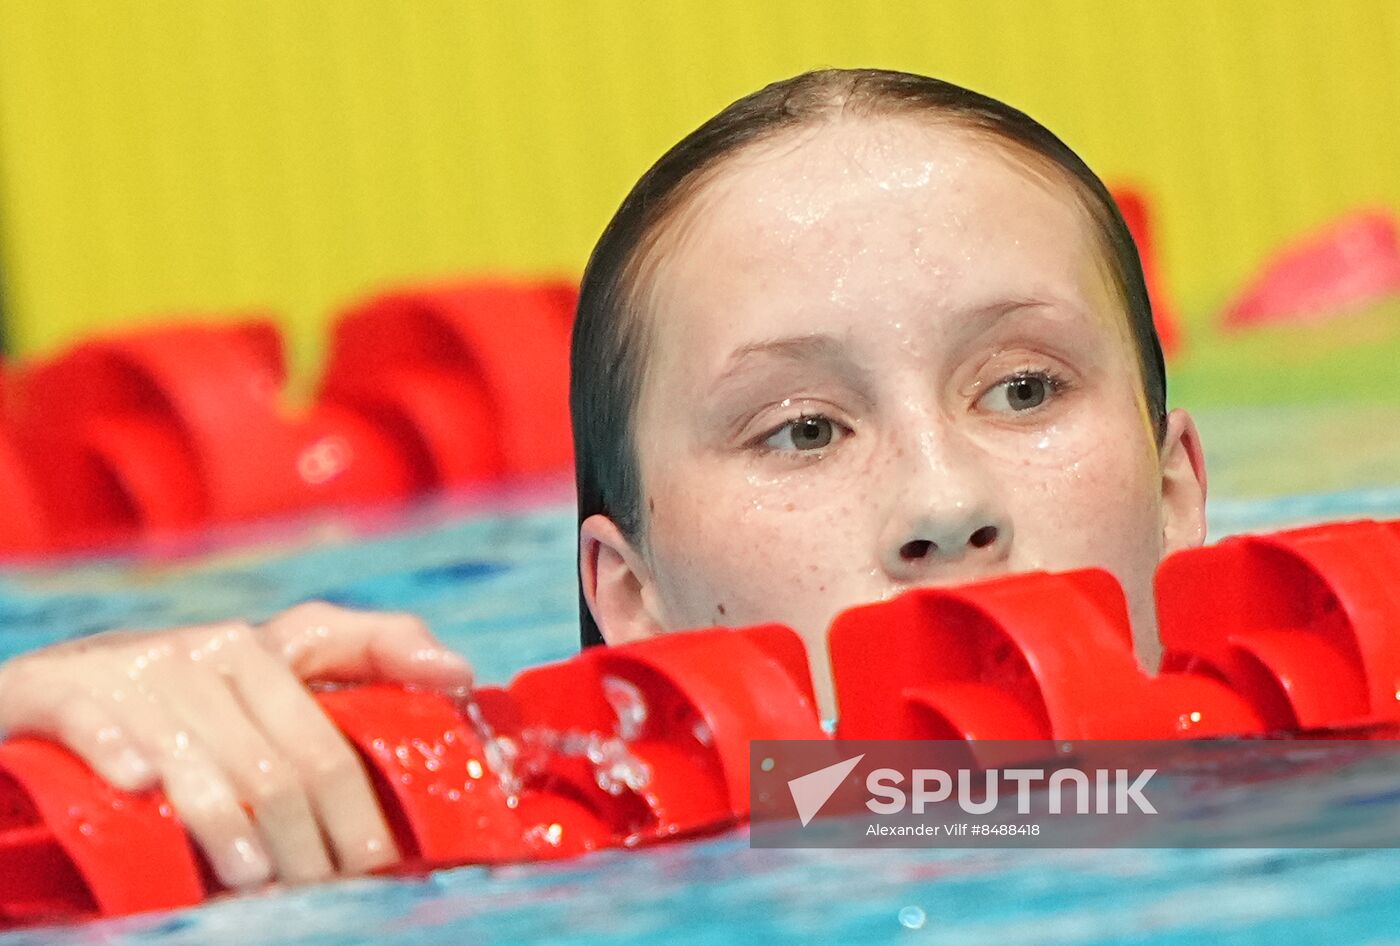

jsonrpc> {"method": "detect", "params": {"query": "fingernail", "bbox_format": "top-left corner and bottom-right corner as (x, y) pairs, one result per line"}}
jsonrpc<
(218, 837), (272, 889)
(415, 648), (473, 681)
(435, 650), (472, 673)
(343, 833), (400, 874)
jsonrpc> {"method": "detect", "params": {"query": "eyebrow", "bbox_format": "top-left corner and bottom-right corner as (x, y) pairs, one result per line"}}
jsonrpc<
(709, 300), (1095, 397)
(711, 333), (873, 392)
(951, 296), (1099, 346)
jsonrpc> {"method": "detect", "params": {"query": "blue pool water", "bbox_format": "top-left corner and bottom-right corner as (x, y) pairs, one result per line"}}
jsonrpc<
(2, 404), (1400, 945)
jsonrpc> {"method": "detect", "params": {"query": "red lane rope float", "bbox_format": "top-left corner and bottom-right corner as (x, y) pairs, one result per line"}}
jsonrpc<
(0, 364), (49, 552)
(1113, 187), (1182, 358)
(0, 279), (578, 553)
(10, 321), (301, 546)
(1157, 519), (1400, 732)
(0, 426), (48, 554)
(319, 279), (575, 489)
(1, 519), (1398, 927)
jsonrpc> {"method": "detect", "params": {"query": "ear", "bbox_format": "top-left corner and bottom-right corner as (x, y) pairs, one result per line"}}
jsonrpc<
(1158, 407), (1208, 555)
(579, 514), (668, 646)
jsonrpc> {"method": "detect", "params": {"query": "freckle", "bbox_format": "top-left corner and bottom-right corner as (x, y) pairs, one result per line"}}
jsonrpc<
(808, 563), (818, 573)
(717, 603), (727, 616)
(784, 502), (795, 512)
(818, 585), (827, 592)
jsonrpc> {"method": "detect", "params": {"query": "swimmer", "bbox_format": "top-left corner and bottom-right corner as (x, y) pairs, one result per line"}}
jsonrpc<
(0, 68), (1206, 889)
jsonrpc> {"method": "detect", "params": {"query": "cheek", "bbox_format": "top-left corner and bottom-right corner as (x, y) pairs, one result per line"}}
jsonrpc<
(642, 461), (876, 631)
(994, 404), (1163, 584)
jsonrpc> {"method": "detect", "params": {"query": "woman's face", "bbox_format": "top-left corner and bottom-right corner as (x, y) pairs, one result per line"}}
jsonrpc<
(581, 116), (1207, 716)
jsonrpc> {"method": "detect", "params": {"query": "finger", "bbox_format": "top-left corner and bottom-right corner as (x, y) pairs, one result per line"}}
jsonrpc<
(108, 688), (273, 889)
(0, 661), (157, 791)
(51, 695), (158, 792)
(260, 603), (473, 689)
(153, 667), (335, 884)
(158, 752), (272, 890)
(225, 641), (400, 875)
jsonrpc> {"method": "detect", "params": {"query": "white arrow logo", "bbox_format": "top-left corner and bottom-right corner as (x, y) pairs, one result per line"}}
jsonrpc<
(787, 753), (865, 827)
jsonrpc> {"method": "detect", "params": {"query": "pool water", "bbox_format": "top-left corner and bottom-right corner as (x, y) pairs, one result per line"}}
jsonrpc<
(2, 403), (1400, 945)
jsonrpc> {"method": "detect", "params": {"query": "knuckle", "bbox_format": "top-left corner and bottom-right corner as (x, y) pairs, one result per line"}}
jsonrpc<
(287, 600), (345, 623)
(246, 759), (300, 807)
(169, 770), (242, 826)
(304, 743), (363, 787)
(381, 611), (430, 639)
(0, 660), (39, 700)
(213, 620), (257, 646)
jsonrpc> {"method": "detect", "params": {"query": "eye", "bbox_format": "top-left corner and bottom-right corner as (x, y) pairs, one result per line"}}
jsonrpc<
(762, 414), (839, 452)
(978, 371), (1063, 414)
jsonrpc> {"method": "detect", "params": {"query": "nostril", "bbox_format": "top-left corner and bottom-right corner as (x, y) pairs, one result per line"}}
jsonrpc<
(899, 539), (935, 561)
(968, 525), (999, 549)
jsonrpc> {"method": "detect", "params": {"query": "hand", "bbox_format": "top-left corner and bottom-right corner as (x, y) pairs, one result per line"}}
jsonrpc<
(0, 602), (474, 889)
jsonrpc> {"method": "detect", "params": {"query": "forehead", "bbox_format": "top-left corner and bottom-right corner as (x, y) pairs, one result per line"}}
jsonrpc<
(636, 115), (1123, 370)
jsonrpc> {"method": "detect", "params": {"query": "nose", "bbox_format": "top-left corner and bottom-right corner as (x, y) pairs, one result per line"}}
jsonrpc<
(877, 431), (1012, 583)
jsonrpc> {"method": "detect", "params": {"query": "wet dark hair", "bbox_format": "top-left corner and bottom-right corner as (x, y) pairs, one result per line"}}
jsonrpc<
(571, 68), (1168, 649)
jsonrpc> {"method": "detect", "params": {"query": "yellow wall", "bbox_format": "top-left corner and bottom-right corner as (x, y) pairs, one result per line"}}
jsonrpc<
(1, 0), (1397, 384)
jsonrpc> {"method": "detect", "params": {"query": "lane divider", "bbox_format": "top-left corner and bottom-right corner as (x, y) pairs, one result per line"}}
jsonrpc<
(0, 279), (578, 553)
(1, 519), (1397, 926)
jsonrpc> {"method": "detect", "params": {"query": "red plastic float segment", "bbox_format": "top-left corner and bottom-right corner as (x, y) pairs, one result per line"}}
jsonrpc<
(831, 569), (1155, 741)
(22, 322), (296, 517)
(507, 625), (824, 837)
(506, 652), (618, 734)
(12, 321), (308, 543)
(509, 791), (615, 860)
(290, 402), (422, 507)
(317, 685), (623, 865)
(1113, 187), (1182, 357)
(322, 280), (574, 482)
(1156, 520), (1400, 731)
(323, 367), (503, 488)
(0, 421), (49, 553)
(1223, 209), (1400, 328)
(315, 685), (527, 866)
(0, 739), (204, 924)
(592, 626), (826, 819)
(1139, 673), (1264, 738)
